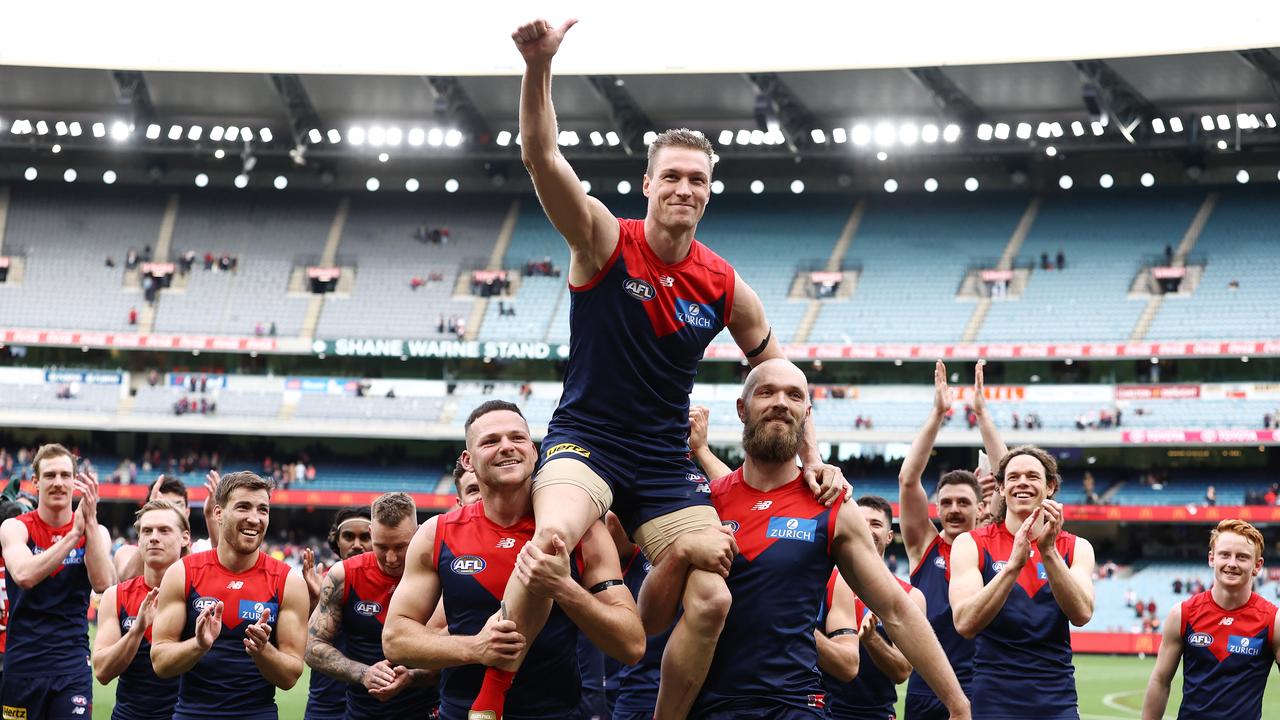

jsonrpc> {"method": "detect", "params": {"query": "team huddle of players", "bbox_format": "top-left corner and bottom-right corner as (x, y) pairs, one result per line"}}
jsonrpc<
(1, 15), (1278, 720)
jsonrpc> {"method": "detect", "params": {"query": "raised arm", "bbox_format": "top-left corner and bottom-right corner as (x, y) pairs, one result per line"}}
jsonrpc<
(513, 18), (619, 282)
(1037, 502), (1095, 626)
(899, 360), (951, 565)
(77, 471), (116, 593)
(970, 362), (1009, 463)
(1141, 605), (1185, 720)
(1, 516), (83, 590)
(689, 405), (732, 482)
(815, 572), (859, 683)
(151, 561), (218, 678)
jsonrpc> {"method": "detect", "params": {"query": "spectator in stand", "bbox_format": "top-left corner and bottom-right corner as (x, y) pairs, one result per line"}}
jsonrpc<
(142, 244), (153, 263)
(1265, 485), (1277, 506)
(1164, 244), (1174, 264)
(128, 307), (138, 326)
(1204, 485), (1217, 506)
(1172, 578), (1183, 594)
(1147, 598), (1156, 619)
(126, 247), (139, 269)
(1056, 249), (1065, 270)
(1040, 252), (1051, 270)
(1011, 411), (1021, 430)
(1125, 587), (1137, 608)
(269, 321), (277, 337)
(410, 277), (425, 291)
(295, 460), (307, 485)
(203, 251), (214, 270)
(105, 256), (116, 268)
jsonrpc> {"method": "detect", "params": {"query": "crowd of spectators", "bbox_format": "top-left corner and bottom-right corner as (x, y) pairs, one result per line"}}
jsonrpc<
(1075, 407), (1123, 430)
(1039, 249), (1066, 271)
(415, 226), (452, 244)
(1124, 590), (1163, 633)
(436, 315), (467, 339)
(524, 257), (560, 277)
(1263, 409), (1280, 429)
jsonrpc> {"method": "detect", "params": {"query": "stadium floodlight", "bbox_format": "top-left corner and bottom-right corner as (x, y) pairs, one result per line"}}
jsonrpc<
(168, 125), (183, 140)
(1169, 117), (1184, 132)
(1199, 115), (1214, 131)
(69, 122), (82, 137)
(831, 127), (847, 144)
(1236, 169), (1250, 184)
(427, 128), (444, 146)
(1099, 173), (1114, 189)
(1238, 113), (1256, 130)
(605, 131), (620, 146)
(1058, 174), (1073, 190)
(495, 130), (512, 147)
(642, 131), (658, 145)
(1036, 122), (1051, 139)
(23, 167), (37, 181)
(883, 178), (898, 193)
(378, 153), (390, 163)
(1090, 121), (1105, 136)
(1045, 146), (1057, 157)
(110, 121), (130, 141)
(1217, 139), (1229, 150)
(718, 129), (733, 145)
(617, 180), (632, 194)
(229, 126), (245, 143)
(1015, 123), (1032, 140)
(195, 173), (209, 188)
(1050, 122), (1063, 138)
(1265, 113), (1277, 128)
(55, 121), (68, 136)
(368, 126), (386, 146)
(327, 129), (341, 144)
(591, 131), (606, 146)
(711, 179), (725, 194)
(273, 175), (288, 190)
(63, 169), (77, 183)
(92, 122), (106, 138)
(514, 133), (522, 146)
(387, 127), (403, 146)
(366, 177), (381, 192)
(35, 121), (49, 135)
(1151, 118), (1166, 134)
(735, 129), (751, 145)
(898, 123), (918, 146)
(1140, 172), (1155, 187)
(873, 122), (895, 147)
(307, 128), (322, 144)
(51, 144), (61, 154)
(921, 124), (939, 143)
(348, 127), (366, 145)
(977, 123), (994, 141)
(209, 126), (225, 142)
(405, 178), (420, 192)
(233, 173), (249, 188)
(749, 129), (764, 145)
(943, 124), (961, 143)
(924, 178), (938, 192)
(994, 122), (1010, 140)
(1071, 121), (1085, 137)
(102, 170), (117, 185)
(750, 180), (764, 194)
(765, 128), (785, 145)
(1216, 114), (1230, 131)
(214, 149), (226, 159)
(259, 128), (273, 143)
(578, 179), (590, 193)
(1277, 170), (1280, 182)
(445, 129), (463, 147)
(964, 177), (979, 192)
(1150, 357), (1159, 365)
(876, 151), (888, 161)
(810, 128), (826, 144)
(791, 179), (805, 194)
(849, 124), (869, 146)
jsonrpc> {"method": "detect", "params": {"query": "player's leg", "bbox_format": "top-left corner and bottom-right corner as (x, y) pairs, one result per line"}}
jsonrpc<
(470, 458), (610, 718)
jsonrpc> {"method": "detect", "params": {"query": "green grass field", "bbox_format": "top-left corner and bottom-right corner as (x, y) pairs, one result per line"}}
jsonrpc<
(89, 653), (1280, 719)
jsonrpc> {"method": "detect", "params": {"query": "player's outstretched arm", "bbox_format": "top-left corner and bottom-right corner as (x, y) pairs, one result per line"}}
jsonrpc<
(306, 563), (368, 684)
(815, 572), (859, 682)
(860, 588), (925, 684)
(1, 516), (83, 590)
(246, 571), (307, 689)
(515, 520), (645, 664)
(1141, 605), (1185, 720)
(514, 18), (618, 280)
(689, 405), (732, 482)
(93, 585), (149, 684)
(970, 361), (1009, 464)
(900, 360), (951, 566)
(831, 502), (969, 718)
(1037, 502), (1095, 626)
(151, 560), (214, 677)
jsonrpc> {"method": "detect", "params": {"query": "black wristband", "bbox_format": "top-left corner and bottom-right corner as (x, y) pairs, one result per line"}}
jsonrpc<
(745, 327), (772, 359)
(588, 579), (624, 594)
(826, 628), (857, 639)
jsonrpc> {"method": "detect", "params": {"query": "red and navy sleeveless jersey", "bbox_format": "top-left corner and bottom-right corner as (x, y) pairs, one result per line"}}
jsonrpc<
(968, 523), (1079, 720)
(0, 560), (8, 654)
(175, 550), (290, 720)
(4, 510), (91, 675)
(113, 575), (179, 720)
(340, 551), (435, 719)
(907, 535), (974, 700)
(823, 573), (913, 720)
(693, 469), (841, 717)
(612, 547), (667, 717)
(434, 502), (584, 720)
(1176, 590), (1276, 720)
(549, 218), (735, 447)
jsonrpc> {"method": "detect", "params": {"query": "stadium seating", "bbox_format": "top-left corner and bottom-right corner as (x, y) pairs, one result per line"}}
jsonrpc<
(132, 383), (283, 418)
(293, 393), (446, 423)
(93, 457), (444, 494)
(0, 381), (122, 414)
(1083, 562), (1280, 633)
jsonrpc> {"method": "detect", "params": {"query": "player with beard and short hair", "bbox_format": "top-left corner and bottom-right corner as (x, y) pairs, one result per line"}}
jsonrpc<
(1, 443), (114, 720)
(303, 507), (372, 720)
(94, 500), (191, 720)
(151, 471), (308, 720)
(1142, 519), (1280, 720)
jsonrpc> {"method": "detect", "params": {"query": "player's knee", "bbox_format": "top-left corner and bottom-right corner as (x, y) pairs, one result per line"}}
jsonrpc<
(683, 571), (732, 632)
(533, 521), (576, 552)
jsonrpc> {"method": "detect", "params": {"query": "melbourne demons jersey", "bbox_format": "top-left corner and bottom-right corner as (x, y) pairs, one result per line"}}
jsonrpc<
(693, 469), (842, 717)
(4, 510), (91, 675)
(340, 550), (435, 719)
(823, 573), (913, 720)
(0, 560), (8, 654)
(907, 535), (974, 701)
(175, 550), (290, 720)
(612, 547), (667, 717)
(968, 522), (1079, 720)
(434, 502), (584, 720)
(550, 218), (735, 446)
(113, 575), (179, 720)
(1176, 590), (1276, 720)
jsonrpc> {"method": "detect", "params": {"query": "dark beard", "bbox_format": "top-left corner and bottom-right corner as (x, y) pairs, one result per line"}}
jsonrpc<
(742, 414), (802, 463)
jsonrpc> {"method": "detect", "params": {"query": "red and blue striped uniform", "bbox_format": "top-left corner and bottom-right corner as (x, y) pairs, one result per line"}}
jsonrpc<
(692, 469), (842, 718)
(340, 550), (436, 719)
(1176, 590), (1276, 720)
(541, 218), (736, 532)
(113, 575), (179, 720)
(968, 523), (1079, 720)
(434, 502), (585, 720)
(906, 536), (973, 719)
(173, 550), (290, 720)
(611, 548), (667, 720)
(823, 572), (913, 720)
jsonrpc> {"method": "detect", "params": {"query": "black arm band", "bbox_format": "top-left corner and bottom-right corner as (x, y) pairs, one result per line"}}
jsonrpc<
(826, 628), (857, 639)
(588, 579), (625, 594)
(745, 327), (772, 358)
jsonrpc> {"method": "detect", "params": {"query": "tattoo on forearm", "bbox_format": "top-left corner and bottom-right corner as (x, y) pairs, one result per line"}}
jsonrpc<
(305, 573), (366, 684)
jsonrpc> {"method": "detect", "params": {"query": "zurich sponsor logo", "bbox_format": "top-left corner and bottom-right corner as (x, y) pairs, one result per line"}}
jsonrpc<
(238, 600), (279, 622)
(451, 555), (486, 575)
(63, 548), (85, 566)
(192, 596), (219, 612)
(623, 278), (656, 302)
(1036, 562), (1047, 581)
(354, 600), (383, 617)
(1228, 634), (1261, 656)
(1187, 632), (1214, 647)
(766, 516), (816, 543)
(675, 298), (716, 330)
(723, 520), (740, 534)
(933, 555), (947, 570)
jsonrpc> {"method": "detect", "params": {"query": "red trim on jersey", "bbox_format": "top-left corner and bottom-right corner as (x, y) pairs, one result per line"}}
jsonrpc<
(621, 546), (642, 575)
(568, 219), (625, 292)
(723, 270), (737, 328)
(854, 576), (914, 618)
(826, 492), (845, 556)
(909, 534), (944, 578)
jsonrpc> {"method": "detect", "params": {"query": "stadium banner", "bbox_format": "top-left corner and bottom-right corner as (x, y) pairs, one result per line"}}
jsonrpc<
(50, 481), (457, 511)
(702, 340), (1280, 362)
(167, 372), (229, 390)
(314, 338), (570, 361)
(898, 502), (1280, 523)
(0, 328), (279, 353)
(1122, 429), (1277, 444)
(44, 369), (124, 385)
(1115, 384), (1201, 400)
(1071, 631), (1161, 655)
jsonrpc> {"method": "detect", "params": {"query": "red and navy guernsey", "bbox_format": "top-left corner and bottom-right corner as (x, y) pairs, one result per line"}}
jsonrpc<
(1176, 589), (1276, 720)
(113, 575), (178, 720)
(5, 510), (91, 676)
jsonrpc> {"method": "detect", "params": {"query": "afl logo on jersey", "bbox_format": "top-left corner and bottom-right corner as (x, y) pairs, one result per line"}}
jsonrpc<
(723, 520), (740, 534)
(122, 616), (137, 631)
(624, 278), (656, 302)
(192, 596), (219, 613)
(933, 555), (947, 570)
(354, 600), (383, 617)
(1188, 632), (1214, 647)
(991, 561), (1008, 574)
(451, 556), (487, 575)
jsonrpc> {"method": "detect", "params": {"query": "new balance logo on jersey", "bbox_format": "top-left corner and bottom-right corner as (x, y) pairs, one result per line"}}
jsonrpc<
(766, 517), (817, 543)
(226, 580), (245, 589)
(496, 538), (516, 549)
(1220, 617), (1235, 625)
(658, 275), (674, 287)
(1228, 635), (1261, 656)
(751, 501), (773, 511)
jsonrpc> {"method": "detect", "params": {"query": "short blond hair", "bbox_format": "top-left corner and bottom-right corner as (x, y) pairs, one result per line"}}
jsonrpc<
(135, 500), (191, 556)
(1209, 519), (1265, 560)
(371, 492), (415, 527)
(646, 128), (714, 177)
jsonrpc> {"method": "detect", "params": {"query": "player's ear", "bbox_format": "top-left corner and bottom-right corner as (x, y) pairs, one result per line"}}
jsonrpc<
(642, 174), (652, 197)
(736, 397), (746, 423)
(460, 450), (476, 473)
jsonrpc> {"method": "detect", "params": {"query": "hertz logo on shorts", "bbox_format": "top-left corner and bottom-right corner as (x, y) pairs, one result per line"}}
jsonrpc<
(3, 705), (28, 720)
(545, 443), (590, 459)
